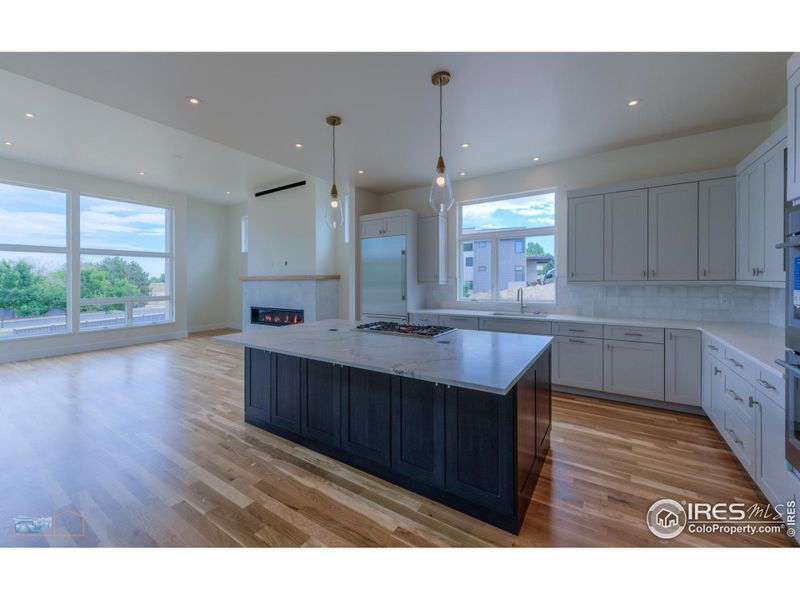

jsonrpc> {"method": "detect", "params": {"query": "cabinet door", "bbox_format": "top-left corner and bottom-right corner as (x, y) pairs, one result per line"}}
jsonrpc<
(603, 340), (665, 401)
(699, 178), (736, 280)
(445, 386), (515, 514)
(341, 367), (391, 466)
(479, 317), (551, 335)
(648, 182), (698, 281)
(762, 143), (786, 282)
(736, 171), (754, 281)
(788, 64), (800, 203)
(439, 315), (479, 330)
(409, 313), (439, 326)
(244, 348), (271, 423)
(604, 189), (648, 280)
(417, 215), (446, 284)
(383, 216), (407, 236)
(747, 163), (766, 277)
(360, 218), (383, 238)
(665, 329), (701, 406)
(756, 391), (790, 507)
(535, 349), (552, 460)
(300, 360), (341, 447)
(270, 353), (302, 432)
(568, 195), (604, 281)
(391, 377), (445, 487)
(552, 336), (603, 391)
(709, 356), (727, 427)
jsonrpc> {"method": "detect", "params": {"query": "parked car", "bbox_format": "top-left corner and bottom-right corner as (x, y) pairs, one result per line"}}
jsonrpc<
(538, 268), (555, 285)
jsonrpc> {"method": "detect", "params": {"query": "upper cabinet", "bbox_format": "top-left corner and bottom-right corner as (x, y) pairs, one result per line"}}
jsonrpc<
(603, 189), (648, 281)
(567, 194), (604, 281)
(788, 53), (800, 203)
(418, 214), (447, 284)
(699, 177), (736, 280)
(648, 182), (698, 281)
(735, 128), (787, 286)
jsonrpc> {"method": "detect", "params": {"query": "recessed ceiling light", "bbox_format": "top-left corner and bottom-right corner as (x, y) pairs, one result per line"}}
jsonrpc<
(3, 141), (13, 146)
(461, 143), (470, 149)
(357, 169), (365, 175)
(459, 171), (466, 176)
(627, 98), (641, 107)
(187, 96), (201, 105)
(226, 191), (231, 195)
(294, 143), (303, 149)
(137, 171), (145, 176)
(532, 156), (541, 161)
(24, 112), (35, 119)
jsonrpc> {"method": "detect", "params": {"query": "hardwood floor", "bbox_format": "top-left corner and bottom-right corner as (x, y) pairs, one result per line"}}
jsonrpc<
(0, 330), (794, 547)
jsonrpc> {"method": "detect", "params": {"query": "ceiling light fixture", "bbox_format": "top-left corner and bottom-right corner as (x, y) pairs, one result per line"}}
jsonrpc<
(295, 143), (303, 149)
(137, 171), (145, 176)
(3, 141), (14, 146)
(461, 143), (470, 149)
(627, 98), (641, 107)
(24, 112), (35, 119)
(226, 191), (231, 195)
(357, 169), (365, 175)
(429, 70), (455, 215)
(459, 171), (466, 177)
(532, 156), (541, 162)
(324, 115), (344, 230)
(187, 96), (201, 105)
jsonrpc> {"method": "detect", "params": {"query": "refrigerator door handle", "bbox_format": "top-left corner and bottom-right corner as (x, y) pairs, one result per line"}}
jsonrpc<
(401, 249), (407, 301)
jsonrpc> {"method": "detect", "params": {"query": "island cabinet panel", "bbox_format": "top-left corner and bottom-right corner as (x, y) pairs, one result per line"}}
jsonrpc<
(244, 348), (271, 423)
(445, 387), (515, 514)
(270, 353), (302, 432)
(340, 367), (391, 466)
(300, 360), (341, 447)
(535, 349), (552, 460)
(391, 378), (445, 487)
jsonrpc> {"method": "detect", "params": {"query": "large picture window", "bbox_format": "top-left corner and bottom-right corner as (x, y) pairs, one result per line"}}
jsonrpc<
(458, 190), (556, 302)
(0, 182), (68, 337)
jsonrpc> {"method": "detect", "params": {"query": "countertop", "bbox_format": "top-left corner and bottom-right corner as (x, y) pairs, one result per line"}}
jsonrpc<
(215, 319), (552, 395)
(410, 308), (787, 377)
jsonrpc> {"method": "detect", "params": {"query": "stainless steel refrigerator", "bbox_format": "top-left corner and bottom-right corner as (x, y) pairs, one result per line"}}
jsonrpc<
(360, 234), (408, 320)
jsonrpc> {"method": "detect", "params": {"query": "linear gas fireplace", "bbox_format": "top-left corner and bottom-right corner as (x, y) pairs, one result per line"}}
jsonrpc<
(250, 306), (304, 327)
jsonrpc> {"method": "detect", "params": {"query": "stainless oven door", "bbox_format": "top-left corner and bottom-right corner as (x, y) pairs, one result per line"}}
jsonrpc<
(776, 352), (800, 471)
(778, 208), (800, 348)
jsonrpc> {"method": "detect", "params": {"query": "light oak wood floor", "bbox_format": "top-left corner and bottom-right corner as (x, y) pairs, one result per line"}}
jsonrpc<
(0, 330), (794, 547)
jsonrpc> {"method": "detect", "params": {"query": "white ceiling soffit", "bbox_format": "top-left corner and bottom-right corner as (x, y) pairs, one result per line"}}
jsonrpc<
(0, 52), (789, 195)
(0, 69), (301, 204)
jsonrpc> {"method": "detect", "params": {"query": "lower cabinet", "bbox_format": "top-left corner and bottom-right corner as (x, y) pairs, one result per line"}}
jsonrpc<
(552, 335), (603, 391)
(340, 367), (392, 466)
(270, 353), (302, 432)
(603, 339), (665, 401)
(755, 390), (790, 507)
(704, 353), (726, 427)
(665, 329), (702, 406)
(300, 359), (341, 447)
(244, 348), (271, 423)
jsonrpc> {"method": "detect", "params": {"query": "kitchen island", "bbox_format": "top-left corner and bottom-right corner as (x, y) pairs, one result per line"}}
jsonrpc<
(215, 319), (552, 533)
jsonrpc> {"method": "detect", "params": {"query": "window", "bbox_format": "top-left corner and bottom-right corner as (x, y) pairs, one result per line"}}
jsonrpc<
(241, 215), (248, 253)
(79, 196), (172, 331)
(458, 190), (556, 302)
(0, 183), (68, 338)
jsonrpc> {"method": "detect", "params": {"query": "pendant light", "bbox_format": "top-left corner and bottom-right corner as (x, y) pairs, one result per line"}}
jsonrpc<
(429, 70), (454, 214)
(325, 115), (344, 230)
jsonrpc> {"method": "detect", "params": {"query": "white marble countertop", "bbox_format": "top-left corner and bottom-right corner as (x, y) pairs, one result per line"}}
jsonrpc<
(410, 308), (787, 377)
(215, 319), (552, 395)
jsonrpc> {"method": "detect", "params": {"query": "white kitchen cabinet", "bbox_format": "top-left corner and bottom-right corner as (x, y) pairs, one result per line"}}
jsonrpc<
(648, 182), (698, 281)
(417, 214), (446, 284)
(698, 177), (736, 280)
(553, 336), (604, 391)
(567, 195), (604, 281)
(665, 329), (701, 406)
(736, 131), (787, 284)
(603, 189), (648, 281)
(360, 214), (407, 239)
(479, 318), (551, 335)
(408, 313), (439, 326)
(723, 408), (756, 477)
(788, 55), (800, 203)
(703, 353), (726, 427)
(439, 315), (479, 330)
(755, 390), (790, 507)
(603, 339), (665, 401)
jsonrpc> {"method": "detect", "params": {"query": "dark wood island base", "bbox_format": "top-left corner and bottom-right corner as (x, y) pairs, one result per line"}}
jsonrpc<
(243, 347), (551, 534)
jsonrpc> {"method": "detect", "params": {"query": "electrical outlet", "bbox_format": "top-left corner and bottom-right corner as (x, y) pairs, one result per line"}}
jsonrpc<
(718, 289), (732, 306)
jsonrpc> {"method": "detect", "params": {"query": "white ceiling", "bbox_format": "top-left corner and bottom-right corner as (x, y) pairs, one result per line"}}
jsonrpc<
(0, 53), (790, 196)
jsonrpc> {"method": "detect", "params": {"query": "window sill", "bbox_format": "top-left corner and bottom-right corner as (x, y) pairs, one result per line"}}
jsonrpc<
(0, 320), (177, 342)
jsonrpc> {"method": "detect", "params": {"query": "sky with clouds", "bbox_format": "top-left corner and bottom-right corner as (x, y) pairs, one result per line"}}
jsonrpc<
(0, 183), (167, 277)
(462, 192), (555, 254)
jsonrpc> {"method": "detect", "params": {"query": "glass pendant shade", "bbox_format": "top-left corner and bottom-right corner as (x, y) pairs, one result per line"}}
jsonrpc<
(325, 183), (344, 229)
(429, 155), (454, 214)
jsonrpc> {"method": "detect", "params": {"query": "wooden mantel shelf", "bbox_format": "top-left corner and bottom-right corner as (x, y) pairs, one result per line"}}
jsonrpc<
(240, 274), (340, 281)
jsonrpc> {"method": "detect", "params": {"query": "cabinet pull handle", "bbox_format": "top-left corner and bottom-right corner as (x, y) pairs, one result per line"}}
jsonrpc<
(702, 268), (707, 277)
(570, 271), (575, 278)
(748, 396), (759, 408)
(607, 343), (611, 350)
(726, 389), (744, 403)
(725, 427), (743, 446)
(568, 328), (585, 332)
(651, 270), (656, 278)
(756, 378), (776, 390)
(623, 332), (643, 337)
(713, 367), (721, 375)
(568, 338), (585, 344)
(706, 344), (718, 351)
(642, 270), (647, 278)
(727, 358), (743, 368)
(752, 267), (756, 276)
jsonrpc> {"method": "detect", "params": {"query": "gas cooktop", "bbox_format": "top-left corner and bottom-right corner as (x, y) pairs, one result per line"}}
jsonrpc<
(356, 321), (455, 338)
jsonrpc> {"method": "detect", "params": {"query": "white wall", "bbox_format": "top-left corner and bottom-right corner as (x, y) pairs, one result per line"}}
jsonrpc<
(186, 198), (229, 331)
(0, 156), (188, 362)
(226, 202), (248, 328)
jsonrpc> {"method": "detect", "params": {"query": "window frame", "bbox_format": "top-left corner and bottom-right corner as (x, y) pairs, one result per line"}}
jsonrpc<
(457, 188), (557, 303)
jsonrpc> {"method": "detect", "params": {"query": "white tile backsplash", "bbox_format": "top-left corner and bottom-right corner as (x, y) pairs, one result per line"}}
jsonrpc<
(419, 278), (785, 327)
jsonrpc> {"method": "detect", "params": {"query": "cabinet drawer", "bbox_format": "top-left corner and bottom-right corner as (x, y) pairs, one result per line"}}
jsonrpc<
(552, 322), (603, 339)
(409, 313), (439, 326)
(723, 345), (759, 382)
(439, 315), (480, 330)
(721, 368), (757, 433)
(553, 336), (603, 391)
(754, 368), (785, 409)
(604, 324), (664, 343)
(723, 409), (756, 476)
(703, 335), (723, 357)
(479, 318), (552, 335)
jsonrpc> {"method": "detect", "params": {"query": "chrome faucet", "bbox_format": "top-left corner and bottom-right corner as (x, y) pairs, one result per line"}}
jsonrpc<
(516, 287), (525, 313)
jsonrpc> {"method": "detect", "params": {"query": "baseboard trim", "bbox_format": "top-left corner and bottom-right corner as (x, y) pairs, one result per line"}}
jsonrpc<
(0, 329), (189, 364)
(553, 385), (705, 415)
(188, 322), (241, 333)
